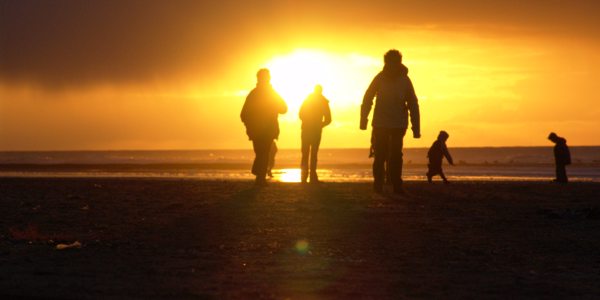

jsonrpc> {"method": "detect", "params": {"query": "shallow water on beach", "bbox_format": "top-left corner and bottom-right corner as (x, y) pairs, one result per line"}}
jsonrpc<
(1, 148), (599, 182)
(1, 167), (599, 182)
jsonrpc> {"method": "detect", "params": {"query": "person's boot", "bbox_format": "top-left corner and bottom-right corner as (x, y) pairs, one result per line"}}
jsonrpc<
(301, 168), (308, 184)
(254, 176), (267, 187)
(309, 172), (319, 184)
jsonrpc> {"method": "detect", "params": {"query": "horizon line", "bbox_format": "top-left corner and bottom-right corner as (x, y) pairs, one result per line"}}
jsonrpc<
(1, 145), (600, 152)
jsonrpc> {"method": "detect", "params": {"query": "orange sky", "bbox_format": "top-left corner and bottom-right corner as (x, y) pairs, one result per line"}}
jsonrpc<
(1, 0), (599, 150)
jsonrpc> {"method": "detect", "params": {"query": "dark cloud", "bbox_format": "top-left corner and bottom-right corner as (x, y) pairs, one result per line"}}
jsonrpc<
(0, 0), (284, 87)
(1, 0), (598, 88)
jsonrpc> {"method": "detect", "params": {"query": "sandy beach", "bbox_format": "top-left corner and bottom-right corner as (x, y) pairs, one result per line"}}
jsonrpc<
(1, 178), (600, 298)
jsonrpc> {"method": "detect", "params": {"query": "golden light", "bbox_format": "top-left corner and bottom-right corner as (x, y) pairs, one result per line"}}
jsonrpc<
(265, 49), (379, 117)
(278, 168), (302, 183)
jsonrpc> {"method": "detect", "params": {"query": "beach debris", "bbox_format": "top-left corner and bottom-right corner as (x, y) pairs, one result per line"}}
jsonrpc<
(56, 241), (82, 250)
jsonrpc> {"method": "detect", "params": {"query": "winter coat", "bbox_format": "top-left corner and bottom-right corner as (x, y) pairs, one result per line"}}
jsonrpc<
(554, 137), (571, 165)
(299, 93), (332, 132)
(361, 63), (420, 134)
(427, 140), (453, 167)
(240, 83), (287, 140)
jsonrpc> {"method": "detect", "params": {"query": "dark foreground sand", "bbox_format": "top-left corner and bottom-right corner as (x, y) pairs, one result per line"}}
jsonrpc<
(1, 178), (600, 299)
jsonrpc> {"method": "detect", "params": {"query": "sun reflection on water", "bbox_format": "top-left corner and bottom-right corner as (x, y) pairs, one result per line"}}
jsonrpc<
(278, 168), (302, 182)
(275, 168), (335, 183)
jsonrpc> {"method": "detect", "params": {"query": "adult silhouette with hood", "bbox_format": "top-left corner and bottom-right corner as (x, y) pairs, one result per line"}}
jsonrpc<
(361, 49), (420, 194)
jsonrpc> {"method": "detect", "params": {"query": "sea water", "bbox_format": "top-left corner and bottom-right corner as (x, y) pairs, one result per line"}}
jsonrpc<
(1, 147), (599, 182)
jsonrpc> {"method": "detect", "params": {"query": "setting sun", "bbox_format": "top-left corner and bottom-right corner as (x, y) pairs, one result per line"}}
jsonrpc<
(265, 49), (378, 115)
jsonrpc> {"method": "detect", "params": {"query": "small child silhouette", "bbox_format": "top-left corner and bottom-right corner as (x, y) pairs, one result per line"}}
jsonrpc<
(426, 131), (454, 183)
(548, 132), (571, 183)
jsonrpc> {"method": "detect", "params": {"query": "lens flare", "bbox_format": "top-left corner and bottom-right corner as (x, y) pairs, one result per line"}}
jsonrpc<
(295, 239), (309, 255)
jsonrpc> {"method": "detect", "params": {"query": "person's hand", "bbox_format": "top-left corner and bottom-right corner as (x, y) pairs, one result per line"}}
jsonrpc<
(360, 118), (368, 130)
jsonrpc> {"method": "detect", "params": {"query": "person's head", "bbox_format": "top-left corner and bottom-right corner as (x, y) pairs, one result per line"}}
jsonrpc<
(438, 130), (449, 142)
(384, 49), (402, 65)
(313, 84), (323, 95)
(256, 68), (271, 84)
(548, 132), (558, 143)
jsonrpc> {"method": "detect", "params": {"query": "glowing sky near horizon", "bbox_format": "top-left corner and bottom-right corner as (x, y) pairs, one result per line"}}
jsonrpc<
(1, 0), (599, 150)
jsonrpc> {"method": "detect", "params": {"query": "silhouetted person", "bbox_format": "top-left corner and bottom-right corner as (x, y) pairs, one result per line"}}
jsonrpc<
(426, 131), (454, 183)
(267, 141), (278, 178)
(548, 132), (571, 183)
(299, 85), (332, 183)
(361, 49), (420, 194)
(241, 68), (287, 186)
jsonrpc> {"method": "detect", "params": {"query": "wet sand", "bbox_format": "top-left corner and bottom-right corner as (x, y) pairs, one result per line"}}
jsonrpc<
(1, 178), (600, 298)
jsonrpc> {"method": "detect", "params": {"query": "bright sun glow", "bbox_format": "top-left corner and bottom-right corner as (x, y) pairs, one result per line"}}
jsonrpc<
(265, 49), (379, 117)
(278, 168), (302, 183)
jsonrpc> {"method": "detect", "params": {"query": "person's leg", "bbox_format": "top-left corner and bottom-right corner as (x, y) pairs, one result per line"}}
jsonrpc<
(426, 164), (433, 183)
(251, 140), (260, 176)
(253, 137), (272, 185)
(301, 131), (310, 183)
(385, 140), (392, 185)
(556, 163), (568, 183)
(440, 169), (449, 183)
(372, 128), (389, 193)
(389, 128), (407, 193)
(309, 130), (322, 183)
(267, 143), (276, 178)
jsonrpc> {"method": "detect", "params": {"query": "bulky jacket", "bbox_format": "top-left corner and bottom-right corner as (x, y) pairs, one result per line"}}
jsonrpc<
(428, 140), (453, 166)
(299, 93), (332, 132)
(361, 63), (420, 134)
(554, 137), (571, 165)
(240, 83), (287, 140)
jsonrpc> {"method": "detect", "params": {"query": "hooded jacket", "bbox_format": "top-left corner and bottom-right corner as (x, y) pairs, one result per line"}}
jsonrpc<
(240, 83), (287, 140)
(361, 63), (420, 133)
(428, 139), (453, 166)
(553, 137), (571, 165)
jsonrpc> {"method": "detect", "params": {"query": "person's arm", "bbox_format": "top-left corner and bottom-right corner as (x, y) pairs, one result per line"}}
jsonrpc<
(361, 75), (379, 130)
(406, 78), (420, 138)
(278, 93), (288, 114)
(322, 99), (332, 127)
(299, 98), (307, 121)
(442, 143), (454, 165)
(240, 92), (252, 124)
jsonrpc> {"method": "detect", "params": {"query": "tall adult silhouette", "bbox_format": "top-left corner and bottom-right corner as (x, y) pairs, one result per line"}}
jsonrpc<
(299, 84), (332, 183)
(361, 49), (420, 194)
(241, 69), (287, 186)
(548, 132), (571, 183)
